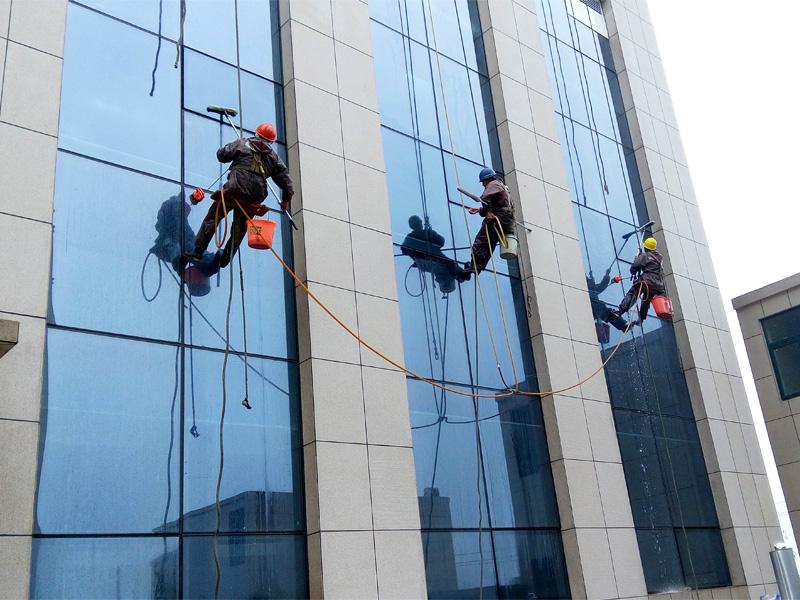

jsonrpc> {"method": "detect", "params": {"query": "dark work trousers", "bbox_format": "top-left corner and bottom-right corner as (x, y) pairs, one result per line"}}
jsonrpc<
(591, 300), (628, 332)
(618, 276), (666, 321)
(193, 198), (259, 268)
(470, 214), (514, 274)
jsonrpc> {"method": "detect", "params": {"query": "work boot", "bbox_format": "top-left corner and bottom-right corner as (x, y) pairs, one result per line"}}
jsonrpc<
(242, 397), (252, 410)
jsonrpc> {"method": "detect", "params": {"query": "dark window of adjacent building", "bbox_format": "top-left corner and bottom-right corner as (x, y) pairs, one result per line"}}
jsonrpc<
(762, 306), (800, 400)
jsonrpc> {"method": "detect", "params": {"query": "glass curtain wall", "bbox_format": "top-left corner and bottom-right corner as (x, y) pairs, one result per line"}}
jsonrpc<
(30, 2), (306, 598)
(533, 0), (730, 592)
(371, 1), (570, 598)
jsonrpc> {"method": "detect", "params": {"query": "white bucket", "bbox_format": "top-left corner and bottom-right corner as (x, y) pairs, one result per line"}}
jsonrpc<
(500, 234), (518, 260)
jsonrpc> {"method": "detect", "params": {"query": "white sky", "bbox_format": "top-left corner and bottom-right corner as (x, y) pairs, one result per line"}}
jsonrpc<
(648, 0), (800, 546)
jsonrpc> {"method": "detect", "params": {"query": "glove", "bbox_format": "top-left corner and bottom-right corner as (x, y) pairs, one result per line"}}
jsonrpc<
(253, 205), (268, 217)
(468, 207), (480, 215)
(280, 200), (290, 212)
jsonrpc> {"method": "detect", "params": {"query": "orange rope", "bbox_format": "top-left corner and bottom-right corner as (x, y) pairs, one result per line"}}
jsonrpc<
(223, 194), (642, 401)
(268, 225), (640, 400)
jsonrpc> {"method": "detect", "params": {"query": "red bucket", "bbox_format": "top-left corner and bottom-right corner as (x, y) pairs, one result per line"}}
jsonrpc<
(652, 296), (673, 320)
(183, 265), (210, 297)
(248, 219), (276, 250)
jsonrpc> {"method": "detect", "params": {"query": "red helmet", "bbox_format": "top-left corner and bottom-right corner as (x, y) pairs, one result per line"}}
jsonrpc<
(256, 123), (277, 142)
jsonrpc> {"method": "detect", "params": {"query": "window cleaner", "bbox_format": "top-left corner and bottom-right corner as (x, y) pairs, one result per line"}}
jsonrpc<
(611, 237), (671, 325)
(462, 167), (516, 276)
(185, 106), (295, 269)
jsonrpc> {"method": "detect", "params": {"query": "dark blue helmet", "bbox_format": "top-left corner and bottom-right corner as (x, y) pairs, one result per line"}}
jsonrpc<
(478, 167), (496, 182)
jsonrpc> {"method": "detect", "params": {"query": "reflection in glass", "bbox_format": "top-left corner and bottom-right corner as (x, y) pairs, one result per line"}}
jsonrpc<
(183, 350), (303, 533)
(50, 153), (181, 341)
(374, 2), (568, 596)
(36, 330), (180, 535)
(494, 530), (570, 599)
(182, 535), (307, 599)
(423, 531), (498, 599)
(39, 1), (305, 595)
(30, 537), (179, 599)
(59, 4), (180, 179)
(537, 0), (729, 591)
(80, 0), (181, 38)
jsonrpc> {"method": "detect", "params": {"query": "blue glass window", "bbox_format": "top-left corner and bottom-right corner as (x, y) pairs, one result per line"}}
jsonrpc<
(30, 537), (179, 599)
(536, 0), (730, 592)
(36, 330), (181, 534)
(182, 535), (307, 599)
(36, 1), (304, 596)
(373, 1), (569, 597)
(182, 351), (303, 533)
(59, 4), (180, 180)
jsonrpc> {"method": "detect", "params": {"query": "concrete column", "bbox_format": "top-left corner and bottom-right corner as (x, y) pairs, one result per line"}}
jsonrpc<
(604, 1), (781, 597)
(279, 0), (427, 597)
(476, 1), (647, 598)
(0, 0), (68, 597)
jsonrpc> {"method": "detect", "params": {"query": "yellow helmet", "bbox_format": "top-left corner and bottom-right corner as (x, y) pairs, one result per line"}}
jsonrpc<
(643, 237), (657, 251)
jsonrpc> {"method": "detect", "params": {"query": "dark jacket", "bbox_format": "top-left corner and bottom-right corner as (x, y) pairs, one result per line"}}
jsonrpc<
(401, 226), (446, 260)
(630, 250), (663, 282)
(479, 179), (514, 233)
(217, 137), (294, 204)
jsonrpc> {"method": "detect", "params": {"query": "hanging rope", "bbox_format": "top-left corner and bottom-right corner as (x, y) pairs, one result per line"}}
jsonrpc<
(213, 256), (235, 600)
(421, 0), (507, 386)
(213, 2), (245, 596)
(148, 0), (164, 96)
(173, 0), (186, 69)
(237, 251), (251, 409)
(140, 251), (163, 302)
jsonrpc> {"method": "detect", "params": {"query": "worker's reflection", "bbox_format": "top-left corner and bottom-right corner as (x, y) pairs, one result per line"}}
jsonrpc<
(401, 215), (469, 296)
(149, 195), (220, 296)
(587, 269), (627, 342)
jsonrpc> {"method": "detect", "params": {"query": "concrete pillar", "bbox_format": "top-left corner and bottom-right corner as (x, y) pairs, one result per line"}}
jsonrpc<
(0, 0), (68, 597)
(604, 0), (781, 596)
(475, 1), (647, 598)
(279, 0), (427, 597)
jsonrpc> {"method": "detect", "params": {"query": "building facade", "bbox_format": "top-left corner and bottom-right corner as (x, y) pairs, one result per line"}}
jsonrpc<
(0, 0), (784, 598)
(734, 274), (800, 554)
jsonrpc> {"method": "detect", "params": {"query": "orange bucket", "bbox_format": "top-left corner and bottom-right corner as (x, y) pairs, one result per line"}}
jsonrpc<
(652, 296), (673, 320)
(248, 219), (276, 250)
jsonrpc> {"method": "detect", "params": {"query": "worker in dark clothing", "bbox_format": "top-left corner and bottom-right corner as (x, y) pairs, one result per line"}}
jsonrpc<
(587, 269), (627, 332)
(463, 167), (515, 276)
(401, 215), (469, 294)
(612, 237), (666, 324)
(187, 122), (294, 268)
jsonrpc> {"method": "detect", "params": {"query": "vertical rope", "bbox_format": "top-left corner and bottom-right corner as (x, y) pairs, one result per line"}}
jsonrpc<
(213, 266), (235, 600)
(213, 5), (245, 595)
(237, 251), (251, 408)
(233, 0), (244, 134)
(148, 0), (163, 96)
